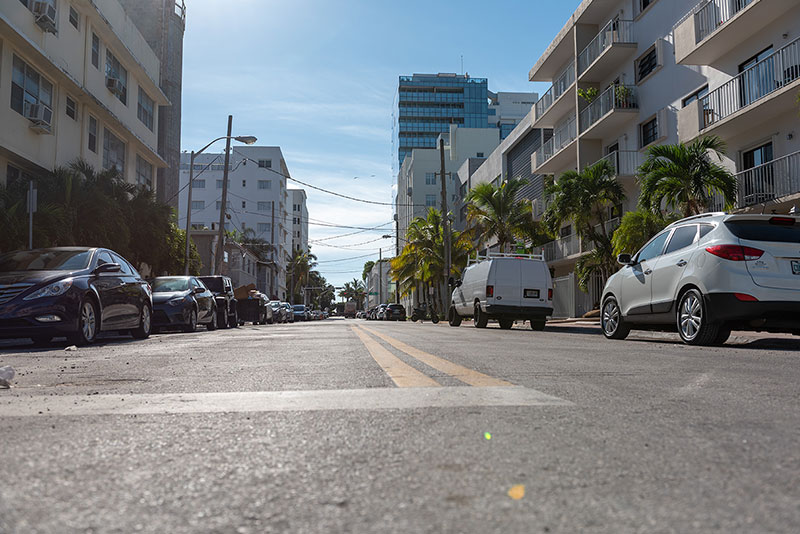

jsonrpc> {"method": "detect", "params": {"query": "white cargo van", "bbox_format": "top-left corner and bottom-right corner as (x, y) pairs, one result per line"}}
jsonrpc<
(449, 253), (553, 330)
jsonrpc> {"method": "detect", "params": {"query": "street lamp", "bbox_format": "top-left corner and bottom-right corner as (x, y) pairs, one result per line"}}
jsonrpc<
(184, 131), (257, 274)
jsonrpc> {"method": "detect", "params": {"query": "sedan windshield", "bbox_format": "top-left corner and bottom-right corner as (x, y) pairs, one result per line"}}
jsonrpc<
(152, 278), (190, 292)
(0, 249), (92, 272)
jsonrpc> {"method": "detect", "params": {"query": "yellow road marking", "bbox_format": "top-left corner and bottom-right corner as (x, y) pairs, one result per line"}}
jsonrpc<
(359, 326), (513, 387)
(351, 327), (440, 388)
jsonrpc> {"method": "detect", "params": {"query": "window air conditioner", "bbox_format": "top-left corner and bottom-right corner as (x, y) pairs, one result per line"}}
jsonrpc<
(32, 1), (58, 34)
(106, 76), (125, 96)
(24, 102), (53, 134)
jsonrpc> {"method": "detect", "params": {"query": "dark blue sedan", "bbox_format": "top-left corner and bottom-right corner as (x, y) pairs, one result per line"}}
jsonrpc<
(0, 247), (152, 345)
(151, 276), (217, 332)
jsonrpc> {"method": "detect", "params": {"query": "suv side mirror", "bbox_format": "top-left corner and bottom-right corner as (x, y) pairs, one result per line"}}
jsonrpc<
(617, 253), (635, 266)
(94, 263), (121, 274)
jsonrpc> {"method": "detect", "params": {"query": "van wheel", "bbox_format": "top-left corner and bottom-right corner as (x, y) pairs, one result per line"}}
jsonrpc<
(474, 304), (488, 328)
(530, 319), (546, 331)
(498, 318), (513, 330)
(448, 306), (462, 327)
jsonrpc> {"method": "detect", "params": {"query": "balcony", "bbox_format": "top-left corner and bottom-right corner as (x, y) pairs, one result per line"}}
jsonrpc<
(711, 150), (800, 211)
(540, 219), (620, 263)
(578, 84), (638, 139)
(679, 36), (800, 140)
(675, 0), (792, 66)
(532, 115), (577, 174)
(577, 20), (637, 83)
(594, 150), (643, 178)
(533, 62), (576, 128)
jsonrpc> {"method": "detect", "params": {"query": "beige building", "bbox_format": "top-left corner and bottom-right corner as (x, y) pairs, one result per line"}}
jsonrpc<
(1, 0), (168, 189)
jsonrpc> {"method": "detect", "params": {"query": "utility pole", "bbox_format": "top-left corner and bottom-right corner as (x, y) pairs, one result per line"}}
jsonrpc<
(438, 138), (452, 286)
(378, 247), (382, 305)
(27, 179), (36, 249)
(183, 150), (196, 275)
(270, 200), (276, 299)
(214, 115), (234, 275)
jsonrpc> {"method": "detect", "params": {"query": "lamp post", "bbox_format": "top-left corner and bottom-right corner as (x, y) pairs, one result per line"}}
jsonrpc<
(183, 127), (256, 275)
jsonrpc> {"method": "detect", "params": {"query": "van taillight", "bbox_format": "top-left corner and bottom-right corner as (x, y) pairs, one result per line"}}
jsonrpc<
(705, 245), (763, 261)
(548, 288), (553, 300)
(486, 285), (494, 297)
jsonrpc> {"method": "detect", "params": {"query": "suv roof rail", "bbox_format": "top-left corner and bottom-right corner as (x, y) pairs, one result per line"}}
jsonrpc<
(468, 251), (545, 265)
(665, 212), (725, 228)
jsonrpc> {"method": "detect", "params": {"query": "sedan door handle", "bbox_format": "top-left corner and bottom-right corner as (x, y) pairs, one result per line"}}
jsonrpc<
(676, 260), (688, 267)
(644, 269), (652, 275)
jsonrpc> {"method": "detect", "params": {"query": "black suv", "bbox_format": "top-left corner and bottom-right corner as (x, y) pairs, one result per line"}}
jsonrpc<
(198, 275), (238, 328)
(385, 303), (406, 321)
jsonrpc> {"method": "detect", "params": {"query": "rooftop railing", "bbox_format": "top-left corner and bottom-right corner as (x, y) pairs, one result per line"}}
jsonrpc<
(700, 36), (800, 129)
(577, 20), (635, 75)
(695, 0), (754, 43)
(534, 115), (577, 168)
(578, 84), (638, 133)
(534, 62), (575, 119)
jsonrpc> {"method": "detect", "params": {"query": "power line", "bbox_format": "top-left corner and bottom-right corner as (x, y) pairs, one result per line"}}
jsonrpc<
(316, 249), (392, 264)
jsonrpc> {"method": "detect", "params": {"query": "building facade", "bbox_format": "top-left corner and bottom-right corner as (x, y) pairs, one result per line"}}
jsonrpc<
(289, 188), (308, 254)
(365, 259), (391, 309)
(1, 0), (168, 189)
(178, 146), (296, 300)
(117, 0), (186, 208)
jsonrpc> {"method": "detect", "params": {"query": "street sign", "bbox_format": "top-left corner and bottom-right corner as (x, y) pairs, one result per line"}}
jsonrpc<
(368, 292), (378, 295)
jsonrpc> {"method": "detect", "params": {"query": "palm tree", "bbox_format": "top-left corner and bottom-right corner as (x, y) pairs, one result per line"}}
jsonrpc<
(465, 178), (532, 252)
(287, 248), (317, 303)
(544, 158), (626, 288)
(338, 278), (366, 309)
(638, 135), (736, 217)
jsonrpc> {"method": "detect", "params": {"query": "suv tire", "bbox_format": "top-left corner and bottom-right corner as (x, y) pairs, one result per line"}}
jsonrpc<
(601, 297), (630, 340)
(677, 289), (721, 346)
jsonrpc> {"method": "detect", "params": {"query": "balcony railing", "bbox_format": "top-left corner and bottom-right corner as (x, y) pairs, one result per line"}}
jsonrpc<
(578, 84), (638, 133)
(596, 150), (643, 176)
(700, 36), (800, 129)
(695, 0), (754, 43)
(534, 62), (575, 119)
(578, 20), (635, 75)
(534, 115), (577, 167)
(540, 218), (620, 262)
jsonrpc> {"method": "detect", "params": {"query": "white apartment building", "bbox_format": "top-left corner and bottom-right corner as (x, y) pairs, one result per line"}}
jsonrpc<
(509, 0), (800, 318)
(488, 91), (540, 138)
(365, 259), (391, 309)
(178, 146), (294, 300)
(1, 0), (168, 189)
(289, 188), (308, 255)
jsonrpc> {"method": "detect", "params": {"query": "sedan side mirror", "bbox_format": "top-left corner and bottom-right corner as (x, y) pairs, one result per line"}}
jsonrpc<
(94, 263), (121, 274)
(617, 253), (635, 266)
(194, 286), (206, 294)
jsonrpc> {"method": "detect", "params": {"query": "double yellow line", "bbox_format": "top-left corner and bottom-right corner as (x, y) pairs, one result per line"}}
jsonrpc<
(352, 325), (512, 388)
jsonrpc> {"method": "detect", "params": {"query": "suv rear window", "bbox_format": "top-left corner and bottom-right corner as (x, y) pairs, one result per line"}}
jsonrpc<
(725, 220), (800, 243)
(198, 277), (224, 292)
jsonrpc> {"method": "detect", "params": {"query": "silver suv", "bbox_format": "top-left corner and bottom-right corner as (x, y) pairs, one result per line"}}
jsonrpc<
(601, 213), (800, 345)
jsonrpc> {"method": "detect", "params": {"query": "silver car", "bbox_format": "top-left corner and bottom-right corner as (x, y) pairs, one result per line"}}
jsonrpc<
(601, 213), (800, 345)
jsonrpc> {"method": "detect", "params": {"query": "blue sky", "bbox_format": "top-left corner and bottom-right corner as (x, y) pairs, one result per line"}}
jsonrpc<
(181, 0), (581, 291)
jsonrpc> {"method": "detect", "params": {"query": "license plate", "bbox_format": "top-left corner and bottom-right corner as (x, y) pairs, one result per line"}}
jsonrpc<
(792, 260), (800, 275)
(524, 289), (540, 298)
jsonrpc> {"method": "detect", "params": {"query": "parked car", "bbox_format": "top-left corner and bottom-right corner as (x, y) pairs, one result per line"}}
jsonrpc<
(238, 292), (271, 325)
(198, 275), (238, 328)
(601, 213), (800, 345)
(292, 304), (308, 321)
(270, 300), (286, 323)
(449, 253), (553, 330)
(151, 276), (217, 332)
(384, 303), (406, 321)
(0, 247), (152, 345)
(281, 302), (295, 323)
(376, 304), (388, 320)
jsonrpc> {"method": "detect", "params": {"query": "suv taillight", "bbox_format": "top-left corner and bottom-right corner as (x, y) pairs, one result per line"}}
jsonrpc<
(486, 285), (494, 297)
(705, 245), (763, 261)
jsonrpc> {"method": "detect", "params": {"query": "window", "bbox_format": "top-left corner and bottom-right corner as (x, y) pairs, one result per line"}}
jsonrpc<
(258, 159), (272, 168)
(65, 96), (77, 120)
(242, 180), (246, 187)
(191, 200), (204, 211)
(682, 85), (708, 108)
(91, 34), (100, 69)
(102, 128), (125, 172)
(10, 55), (53, 117)
(699, 224), (714, 239)
(425, 194), (437, 207)
(111, 253), (134, 275)
(637, 231), (670, 263)
(258, 180), (271, 189)
(88, 115), (97, 153)
(105, 50), (127, 104)
(476, 152), (484, 158)
(664, 225), (698, 254)
(258, 223), (271, 234)
(241, 201), (246, 209)
(560, 225), (572, 238)
(191, 223), (205, 230)
(258, 201), (271, 211)
(96, 251), (114, 266)
(216, 179), (230, 189)
(136, 155), (153, 189)
(137, 87), (154, 130)
(636, 46), (658, 83)
(69, 6), (79, 30)
(640, 0), (654, 12)
(640, 117), (658, 147)
(425, 172), (436, 185)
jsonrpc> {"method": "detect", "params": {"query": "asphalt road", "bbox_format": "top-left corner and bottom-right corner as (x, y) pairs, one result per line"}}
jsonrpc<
(1, 318), (799, 533)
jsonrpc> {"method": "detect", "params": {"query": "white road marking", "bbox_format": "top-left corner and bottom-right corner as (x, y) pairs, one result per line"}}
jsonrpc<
(0, 386), (572, 417)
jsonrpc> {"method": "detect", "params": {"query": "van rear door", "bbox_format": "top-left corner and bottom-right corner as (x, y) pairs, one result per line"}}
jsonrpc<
(520, 260), (548, 308)
(491, 259), (522, 308)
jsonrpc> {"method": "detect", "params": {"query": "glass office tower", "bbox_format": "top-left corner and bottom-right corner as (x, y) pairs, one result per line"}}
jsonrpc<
(396, 73), (489, 168)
